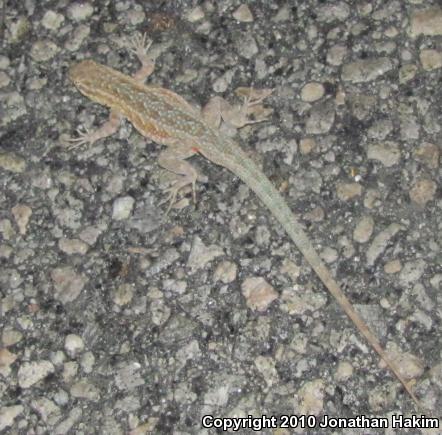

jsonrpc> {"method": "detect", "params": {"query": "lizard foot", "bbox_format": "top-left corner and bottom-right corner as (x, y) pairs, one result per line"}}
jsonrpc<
(125, 32), (155, 82)
(64, 126), (97, 149)
(235, 87), (274, 127)
(126, 32), (153, 61)
(160, 175), (197, 215)
(203, 88), (273, 130)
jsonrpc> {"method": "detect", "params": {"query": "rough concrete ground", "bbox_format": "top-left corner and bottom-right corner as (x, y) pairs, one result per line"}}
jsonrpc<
(0, 1), (441, 433)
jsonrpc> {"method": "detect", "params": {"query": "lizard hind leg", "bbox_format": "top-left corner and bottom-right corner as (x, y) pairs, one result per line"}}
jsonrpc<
(157, 147), (198, 214)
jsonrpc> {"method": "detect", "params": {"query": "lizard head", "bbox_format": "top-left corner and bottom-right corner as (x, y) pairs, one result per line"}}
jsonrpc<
(68, 60), (103, 97)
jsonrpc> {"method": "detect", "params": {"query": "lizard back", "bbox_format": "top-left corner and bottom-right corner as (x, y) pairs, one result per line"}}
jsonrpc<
(69, 60), (216, 147)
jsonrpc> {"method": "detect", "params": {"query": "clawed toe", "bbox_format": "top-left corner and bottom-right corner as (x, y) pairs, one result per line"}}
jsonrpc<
(127, 32), (153, 58)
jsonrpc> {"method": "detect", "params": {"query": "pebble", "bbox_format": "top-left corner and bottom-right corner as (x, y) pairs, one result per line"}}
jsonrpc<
(0, 405), (24, 432)
(420, 49), (442, 70)
(18, 360), (55, 388)
(353, 215), (374, 243)
(342, 58), (392, 83)
(11, 204), (32, 235)
(65, 334), (85, 357)
(366, 141), (401, 167)
(241, 277), (278, 312)
(300, 82), (325, 102)
(233, 5), (253, 22)
(41, 10), (65, 30)
(67, 2), (94, 21)
(409, 178), (437, 206)
(410, 7), (442, 37)
(112, 196), (135, 220)
(336, 182), (362, 201)
(50, 266), (87, 304)
(30, 40), (60, 62)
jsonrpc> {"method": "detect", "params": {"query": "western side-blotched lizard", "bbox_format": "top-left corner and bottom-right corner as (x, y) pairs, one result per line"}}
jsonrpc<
(67, 34), (421, 409)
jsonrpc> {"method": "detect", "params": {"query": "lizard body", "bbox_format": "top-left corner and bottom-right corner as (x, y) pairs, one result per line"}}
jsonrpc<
(68, 37), (421, 408)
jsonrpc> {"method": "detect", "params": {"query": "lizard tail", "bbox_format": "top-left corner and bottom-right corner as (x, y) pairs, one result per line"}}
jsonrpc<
(233, 156), (423, 410)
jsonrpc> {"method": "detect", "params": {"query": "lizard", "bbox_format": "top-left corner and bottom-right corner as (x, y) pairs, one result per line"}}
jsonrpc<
(67, 33), (422, 409)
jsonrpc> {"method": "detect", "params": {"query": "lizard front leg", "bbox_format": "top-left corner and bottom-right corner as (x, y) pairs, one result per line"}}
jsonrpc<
(125, 32), (155, 83)
(67, 33), (156, 148)
(66, 111), (123, 148)
(202, 87), (273, 130)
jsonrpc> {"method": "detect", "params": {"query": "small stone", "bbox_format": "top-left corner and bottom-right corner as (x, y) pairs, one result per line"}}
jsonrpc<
(18, 360), (55, 388)
(380, 343), (425, 380)
(235, 33), (258, 59)
(321, 247), (338, 264)
(150, 298), (171, 326)
(213, 260), (237, 284)
(0, 152), (26, 172)
(58, 238), (88, 255)
(1, 93), (27, 126)
(280, 287), (326, 316)
(399, 259), (426, 286)
(233, 5), (253, 22)
(420, 49), (442, 70)
(300, 82), (325, 102)
(70, 380), (100, 401)
(51, 266), (87, 304)
(0, 71), (10, 88)
(305, 101), (335, 134)
(115, 362), (145, 390)
(0, 405), (24, 432)
(30, 397), (60, 422)
(299, 138), (317, 155)
(80, 351), (95, 374)
(303, 206), (324, 222)
(296, 379), (325, 416)
(316, 2), (350, 22)
(241, 277), (278, 312)
(353, 215), (374, 243)
(254, 355), (279, 386)
(335, 361), (354, 381)
(186, 6), (204, 22)
(11, 204), (32, 235)
(67, 2), (94, 21)
(8, 17), (31, 43)
(367, 141), (401, 167)
(429, 363), (442, 389)
(63, 361), (79, 382)
(413, 142), (439, 169)
(0, 348), (17, 375)
(384, 259), (401, 274)
(187, 236), (223, 272)
(342, 58), (392, 83)
(0, 244), (12, 259)
(41, 10), (65, 30)
(327, 44), (347, 66)
(112, 196), (135, 220)
(30, 40), (60, 62)
(1, 328), (23, 346)
(113, 283), (134, 306)
(409, 178), (437, 206)
(65, 334), (85, 357)
(366, 223), (403, 266)
(336, 182), (362, 201)
(399, 64), (418, 84)
(78, 224), (105, 245)
(280, 259), (301, 282)
(410, 7), (442, 37)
